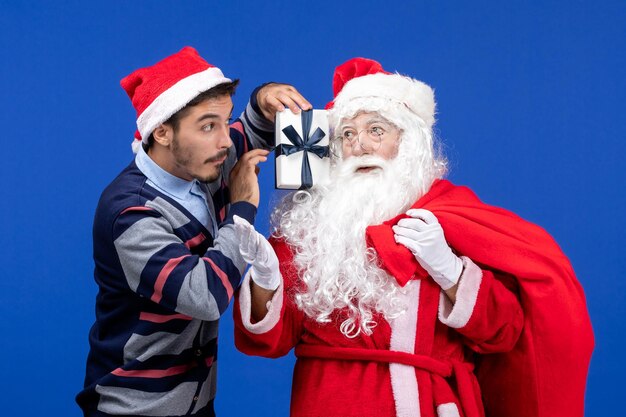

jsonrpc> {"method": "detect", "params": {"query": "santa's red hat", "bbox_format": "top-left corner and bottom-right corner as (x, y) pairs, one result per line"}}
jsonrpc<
(121, 46), (231, 153)
(327, 57), (436, 130)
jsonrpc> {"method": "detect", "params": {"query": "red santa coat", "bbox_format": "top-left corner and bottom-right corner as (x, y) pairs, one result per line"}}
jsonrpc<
(234, 194), (526, 416)
(365, 179), (594, 417)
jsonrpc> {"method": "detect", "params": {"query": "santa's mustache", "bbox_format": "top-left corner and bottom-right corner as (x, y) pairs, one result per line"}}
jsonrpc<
(336, 155), (389, 176)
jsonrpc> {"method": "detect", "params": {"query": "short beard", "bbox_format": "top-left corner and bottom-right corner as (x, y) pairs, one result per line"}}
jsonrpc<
(273, 133), (437, 338)
(171, 134), (228, 183)
(171, 133), (191, 167)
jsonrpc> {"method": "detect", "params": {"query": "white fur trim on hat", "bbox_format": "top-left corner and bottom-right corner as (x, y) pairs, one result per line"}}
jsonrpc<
(136, 67), (231, 142)
(332, 72), (436, 128)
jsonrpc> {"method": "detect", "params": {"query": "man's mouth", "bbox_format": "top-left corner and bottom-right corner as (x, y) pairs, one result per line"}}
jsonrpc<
(206, 150), (229, 164)
(211, 155), (227, 164)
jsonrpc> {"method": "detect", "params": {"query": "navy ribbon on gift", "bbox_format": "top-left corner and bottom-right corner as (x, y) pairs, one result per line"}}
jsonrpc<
(275, 110), (329, 189)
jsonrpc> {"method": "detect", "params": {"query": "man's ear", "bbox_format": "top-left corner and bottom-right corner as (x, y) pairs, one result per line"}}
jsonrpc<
(152, 124), (173, 147)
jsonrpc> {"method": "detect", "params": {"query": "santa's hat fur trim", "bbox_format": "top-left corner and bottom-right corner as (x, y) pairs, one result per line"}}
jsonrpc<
(332, 71), (436, 129)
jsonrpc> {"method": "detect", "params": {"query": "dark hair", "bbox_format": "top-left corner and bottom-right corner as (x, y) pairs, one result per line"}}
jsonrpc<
(146, 79), (240, 148)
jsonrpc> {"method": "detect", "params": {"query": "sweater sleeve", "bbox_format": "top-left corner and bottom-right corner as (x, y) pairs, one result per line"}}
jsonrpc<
(233, 238), (305, 358)
(438, 256), (524, 353)
(229, 84), (275, 157)
(112, 205), (244, 321)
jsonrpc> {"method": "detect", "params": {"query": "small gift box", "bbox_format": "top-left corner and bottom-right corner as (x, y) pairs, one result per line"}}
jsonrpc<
(274, 109), (330, 189)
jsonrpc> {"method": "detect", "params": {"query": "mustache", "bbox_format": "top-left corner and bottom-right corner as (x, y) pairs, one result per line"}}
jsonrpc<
(205, 148), (230, 163)
(336, 155), (388, 175)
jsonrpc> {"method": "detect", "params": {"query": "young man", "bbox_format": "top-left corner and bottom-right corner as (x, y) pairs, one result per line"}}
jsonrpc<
(76, 46), (311, 417)
(233, 58), (593, 417)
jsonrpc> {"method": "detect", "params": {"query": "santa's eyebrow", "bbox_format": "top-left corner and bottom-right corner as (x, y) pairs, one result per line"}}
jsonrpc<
(342, 117), (390, 126)
(339, 116), (392, 130)
(365, 117), (391, 125)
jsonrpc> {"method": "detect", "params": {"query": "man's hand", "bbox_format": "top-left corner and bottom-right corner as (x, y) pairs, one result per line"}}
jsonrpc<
(393, 209), (463, 291)
(233, 216), (281, 291)
(229, 149), (269, 207)
(256, 83), (312, 122)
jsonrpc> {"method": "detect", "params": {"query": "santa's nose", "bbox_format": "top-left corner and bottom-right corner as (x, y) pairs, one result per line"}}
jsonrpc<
(351, 140), (372, 156)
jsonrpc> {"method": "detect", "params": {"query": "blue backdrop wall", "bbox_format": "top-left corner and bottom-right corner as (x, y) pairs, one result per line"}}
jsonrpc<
(0, 1), (623, 416)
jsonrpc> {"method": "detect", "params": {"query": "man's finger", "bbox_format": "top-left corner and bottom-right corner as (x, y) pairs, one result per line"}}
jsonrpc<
(241, 149), (270, 158)
(284, 90), (312, 110)
(275, 93), (301, 114)
(237, 149), (270, 164)
(244, 155), (268, 167)
(263, 95), (286, 113)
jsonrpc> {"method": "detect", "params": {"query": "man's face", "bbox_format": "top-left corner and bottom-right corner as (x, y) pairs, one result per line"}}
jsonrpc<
(167, 95), (234, 183)
(338, 112), (401, 164)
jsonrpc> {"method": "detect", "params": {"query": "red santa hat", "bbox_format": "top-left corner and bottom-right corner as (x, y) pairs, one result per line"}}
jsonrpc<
(121, 46), (232, 153)
(327, 57), (436, 131)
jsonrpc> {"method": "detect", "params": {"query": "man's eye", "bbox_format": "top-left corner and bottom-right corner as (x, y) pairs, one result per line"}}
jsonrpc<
(202, 123), (215, 132)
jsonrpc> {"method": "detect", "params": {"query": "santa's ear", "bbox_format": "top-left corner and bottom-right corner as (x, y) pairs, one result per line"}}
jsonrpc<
(152, 124), (173, 146)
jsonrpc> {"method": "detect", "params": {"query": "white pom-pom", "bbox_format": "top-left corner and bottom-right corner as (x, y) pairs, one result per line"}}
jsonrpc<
(131, 138), (142, 154)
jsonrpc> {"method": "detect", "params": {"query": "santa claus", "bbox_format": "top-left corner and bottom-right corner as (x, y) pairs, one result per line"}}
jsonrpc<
(233, 58), (593, 417)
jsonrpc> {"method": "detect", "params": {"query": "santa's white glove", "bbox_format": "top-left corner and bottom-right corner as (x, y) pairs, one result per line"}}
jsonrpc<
(233, 215), (281, 291)
(393, 209), (463, 290)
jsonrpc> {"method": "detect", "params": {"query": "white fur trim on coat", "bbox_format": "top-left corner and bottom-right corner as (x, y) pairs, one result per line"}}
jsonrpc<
(438, 256), (482, 329)
(437, 402), (461, 417)
(389, 280), (421, 417)
(237, 270), (284, 334)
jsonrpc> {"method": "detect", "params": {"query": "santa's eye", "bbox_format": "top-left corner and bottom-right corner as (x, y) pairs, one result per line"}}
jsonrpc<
(342, 129), (357, 142)
(369, 126), (385, 136)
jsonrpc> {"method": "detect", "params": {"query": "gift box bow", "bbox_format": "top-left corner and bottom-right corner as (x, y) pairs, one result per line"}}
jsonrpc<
(275, 110), (329, 189)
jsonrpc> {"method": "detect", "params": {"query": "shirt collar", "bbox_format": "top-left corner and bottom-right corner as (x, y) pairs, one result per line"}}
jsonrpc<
(135, 145), (196, 199)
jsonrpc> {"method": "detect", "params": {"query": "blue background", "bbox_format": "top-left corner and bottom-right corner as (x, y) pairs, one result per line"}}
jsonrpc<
(0, 1), (623, 415)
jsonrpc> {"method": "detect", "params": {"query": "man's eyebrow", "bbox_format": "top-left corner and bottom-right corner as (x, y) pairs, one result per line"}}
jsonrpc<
(196, 113), (220, 122)
(196, 112), (230, 123)
(196, 104), (234, 123)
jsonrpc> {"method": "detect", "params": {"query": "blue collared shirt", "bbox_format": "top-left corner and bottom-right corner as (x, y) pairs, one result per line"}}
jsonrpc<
(135, 145), (217, 236)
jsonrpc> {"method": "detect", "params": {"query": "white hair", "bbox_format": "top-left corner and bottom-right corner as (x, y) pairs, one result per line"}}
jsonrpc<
(272, 103), (447, 338)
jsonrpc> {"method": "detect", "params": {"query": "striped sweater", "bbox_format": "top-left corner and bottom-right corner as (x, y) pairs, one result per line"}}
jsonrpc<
(77, 93), (273, 417)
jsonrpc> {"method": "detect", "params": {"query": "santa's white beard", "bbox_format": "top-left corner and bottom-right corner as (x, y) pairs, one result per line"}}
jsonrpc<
(274, 141), (435, 338)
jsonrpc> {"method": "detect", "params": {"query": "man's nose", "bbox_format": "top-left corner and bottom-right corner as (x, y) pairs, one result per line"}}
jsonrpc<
(218, 124), (233, 149)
